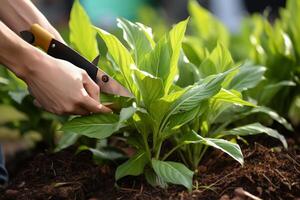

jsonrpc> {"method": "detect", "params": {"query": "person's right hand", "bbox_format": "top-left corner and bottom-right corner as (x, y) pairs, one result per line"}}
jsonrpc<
(21, 50), (112, 115)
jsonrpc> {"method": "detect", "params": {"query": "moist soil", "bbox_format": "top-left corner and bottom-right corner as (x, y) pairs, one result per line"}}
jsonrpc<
(0, 140), (299, 200)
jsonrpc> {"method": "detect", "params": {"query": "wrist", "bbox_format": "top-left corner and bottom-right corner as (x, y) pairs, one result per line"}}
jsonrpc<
(14, 44), (47, 81)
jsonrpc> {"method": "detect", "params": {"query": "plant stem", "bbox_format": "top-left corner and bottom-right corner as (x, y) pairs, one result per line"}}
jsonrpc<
(154, 140), (162, 159)
(193, 143), (203, 169)
(162, 143), (182, 160)
(142, 133), (152, 161)
(197, 146), (208, 166)
(179, 150), (189, 167)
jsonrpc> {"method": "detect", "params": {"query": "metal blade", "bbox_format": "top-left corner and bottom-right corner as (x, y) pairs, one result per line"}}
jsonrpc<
(96, 70), (134, 98)
(92, 55), (100, 66)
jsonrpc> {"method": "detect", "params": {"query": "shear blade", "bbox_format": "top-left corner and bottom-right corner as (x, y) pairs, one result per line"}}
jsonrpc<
(96, 70), (133, 98)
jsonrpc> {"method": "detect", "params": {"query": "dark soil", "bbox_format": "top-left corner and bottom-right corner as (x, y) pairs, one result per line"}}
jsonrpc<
(0, 142), (299, 200)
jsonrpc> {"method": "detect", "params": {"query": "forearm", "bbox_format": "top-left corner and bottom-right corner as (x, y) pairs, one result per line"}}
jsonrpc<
(0, 0), (63, 41)
(0, 21), (44, 79)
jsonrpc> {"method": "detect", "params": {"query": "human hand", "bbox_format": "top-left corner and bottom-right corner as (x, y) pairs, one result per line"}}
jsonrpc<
(22, 50), (112, 115)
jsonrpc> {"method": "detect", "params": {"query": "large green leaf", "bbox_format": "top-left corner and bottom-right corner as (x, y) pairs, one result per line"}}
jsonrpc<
(150, 89), (186, 126)
(61, 106), (136, 139)
(115, 151), (148, 180)
(61, 114), (119, 139)
(228, 63), (266, 91)
(151, 159), (194, 191)
(188, 0), (229, 50)
(199, 43), (234, 78)
(176, 51), (201, 87)
(145, 168), (168, 188)
(94, 27), (137, 95)
(69, 0), (98, 61)
(167, 70), (232, 117)
(133, 68), (164, 108)
(55, 132), (80, 152)
(180, 131), (244, 165)
(117, 18), (154, 65)
(258, 81), (296, 105)
(140, 19), (189, 94)
(221, 123), (287, 148)
(165, 19), (189, 94)
(211, 89), (255, 107)
(248, 106), (293, 131)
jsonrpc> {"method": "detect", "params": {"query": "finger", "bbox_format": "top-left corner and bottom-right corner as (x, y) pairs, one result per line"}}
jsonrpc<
(68, 106), (90, 116)
(33, 99), (42, 108)
(82, 72), (100, 101)
(80, 92), (112, 113)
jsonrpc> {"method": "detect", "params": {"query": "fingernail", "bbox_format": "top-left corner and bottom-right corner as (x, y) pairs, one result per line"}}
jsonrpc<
(98, 104), (113, 113)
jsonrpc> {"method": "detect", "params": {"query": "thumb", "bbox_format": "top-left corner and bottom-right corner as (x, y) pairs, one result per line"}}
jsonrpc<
(80, 88), (112, 114)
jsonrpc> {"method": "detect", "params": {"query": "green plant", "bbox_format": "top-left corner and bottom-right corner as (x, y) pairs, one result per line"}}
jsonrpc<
(175, 44), (289, 169)
(0, 67), (64, 148)
(229, 0), (300, 118)
(60, 0), (288, 191)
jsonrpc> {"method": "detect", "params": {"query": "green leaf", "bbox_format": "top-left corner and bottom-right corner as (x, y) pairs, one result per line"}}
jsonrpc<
(199, 43), (234, 77)
(94, 27), (137, 96)
(88, 147), (125, 162)
(258, 81), (296, 105)
(166, 105), (201, 131)
(150, 89), (186, 126)
(188, 0), (229, 50)
(0, 77), (9, 85)
(182, 36), (209, 66)
(117, 18), (154, 65)
(55, 132), (80, 152)
(228, 63), (266, 91)
(168, 70), (231, 116)
(140, 19), (189, 94)
(211, 89), (255, 107)
(144, 168), (168, 188)
(61, 114), (119, 139)
(222, 123), (287, 149)
(180, 131), (244, 165)
(69, 0), (98, 61)
(176, 51), (201, 87)
(115, 151), (148, 180)
(165, 18), (189, 93)
(61, 106), (136, 139)
(151, 159), (194, 191)
(249, 106), (293, 131)
(133, 68), (164, 108)
(8, 90), (29, 104)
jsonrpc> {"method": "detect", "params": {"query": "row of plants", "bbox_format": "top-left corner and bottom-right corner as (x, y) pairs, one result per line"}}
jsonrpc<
(0, 0), (298, 192)
(57, 0), (296, 191)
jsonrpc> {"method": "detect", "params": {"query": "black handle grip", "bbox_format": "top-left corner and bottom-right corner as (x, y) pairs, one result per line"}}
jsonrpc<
(47, 39), (98, 81)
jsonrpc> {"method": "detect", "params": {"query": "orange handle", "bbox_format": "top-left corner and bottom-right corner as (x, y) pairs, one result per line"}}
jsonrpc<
(30, 24), (54, 52)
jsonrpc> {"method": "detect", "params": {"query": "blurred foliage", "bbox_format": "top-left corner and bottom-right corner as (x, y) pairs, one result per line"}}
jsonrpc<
(0, 66), (66, 149)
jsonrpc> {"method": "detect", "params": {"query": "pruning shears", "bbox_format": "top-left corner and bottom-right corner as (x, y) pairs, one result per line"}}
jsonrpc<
(20, 24), (133, 99)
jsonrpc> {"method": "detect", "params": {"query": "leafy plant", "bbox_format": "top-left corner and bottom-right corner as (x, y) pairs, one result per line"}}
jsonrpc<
(175, 43), (288, 169)
(0, 67), (64, 148)
(229, 0), (300, 119)
(60, 0), (288, 191)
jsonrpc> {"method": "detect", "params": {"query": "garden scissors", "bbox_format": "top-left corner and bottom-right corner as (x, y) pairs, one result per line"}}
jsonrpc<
(20, 24), (133, 98)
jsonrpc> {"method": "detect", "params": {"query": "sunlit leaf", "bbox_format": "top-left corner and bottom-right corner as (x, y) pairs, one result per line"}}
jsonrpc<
(152, 159), (194, 191)
(69, 0), (98, 61)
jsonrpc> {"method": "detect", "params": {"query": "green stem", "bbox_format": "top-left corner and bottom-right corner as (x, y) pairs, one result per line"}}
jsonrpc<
(179, 150), (189, 167)
(154, 140), (162, 159)
(192, 143), (203, 169)
(142, 133), (151, 161)
(162, 143), (183, 161)
(196, 146), (208, 166)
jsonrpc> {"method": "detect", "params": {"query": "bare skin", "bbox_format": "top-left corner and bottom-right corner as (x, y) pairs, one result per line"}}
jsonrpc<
(0, 0), (111, 115)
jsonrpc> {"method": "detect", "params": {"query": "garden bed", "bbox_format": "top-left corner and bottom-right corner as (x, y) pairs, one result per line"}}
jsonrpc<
(1, 139), (299, 200)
